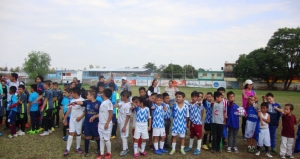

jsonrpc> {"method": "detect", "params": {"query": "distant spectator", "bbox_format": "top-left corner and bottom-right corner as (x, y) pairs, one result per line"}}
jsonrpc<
(147, 79), (160, 97)
(97, 74), (112, 90)
(35, 75), (44, 93)
(120, 77), (131, 93)
(164, 80), (179, 106)
(73, 77), (82, 88)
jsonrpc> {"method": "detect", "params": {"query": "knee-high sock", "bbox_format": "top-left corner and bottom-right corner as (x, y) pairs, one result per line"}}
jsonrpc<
(189, 139), (194, 148)
(76, 136), (81, 149)
(197, 140), (202, 150)
(100, 139), (105, 155)
(121, 137), (128, 150)
(141, 142), (146, 152)
(160, 141), (165, 149)
(85, 139), (90, 153)
(66, 135), (73, 151)
(134, 143), (138, 154)
(105, 140), (111, 153)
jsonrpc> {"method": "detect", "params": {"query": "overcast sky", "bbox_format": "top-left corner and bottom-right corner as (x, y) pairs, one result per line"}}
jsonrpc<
(1, 0), (299, 71)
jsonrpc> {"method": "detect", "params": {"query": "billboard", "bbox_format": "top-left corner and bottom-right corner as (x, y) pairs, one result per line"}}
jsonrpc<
(186, 81), (200, 87)
(136, 80), (148, 86)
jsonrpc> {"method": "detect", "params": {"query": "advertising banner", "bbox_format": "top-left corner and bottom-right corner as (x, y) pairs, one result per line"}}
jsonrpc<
(199, 81), (213, 88)
(212, 81), (226, 88)
(136, 80), (148, 86)
(185, 81), (200, 87)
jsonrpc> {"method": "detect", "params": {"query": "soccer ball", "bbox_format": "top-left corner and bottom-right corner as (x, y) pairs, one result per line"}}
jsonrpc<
(235, 107), (246, 117)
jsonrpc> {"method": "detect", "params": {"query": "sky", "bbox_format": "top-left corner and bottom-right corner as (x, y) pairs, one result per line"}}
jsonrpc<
(1, 0), (299, 71)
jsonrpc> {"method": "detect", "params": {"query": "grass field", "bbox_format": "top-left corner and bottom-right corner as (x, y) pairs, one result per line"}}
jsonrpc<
(0, 86), (300, 159)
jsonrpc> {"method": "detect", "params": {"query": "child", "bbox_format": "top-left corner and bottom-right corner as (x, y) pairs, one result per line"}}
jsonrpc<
(52, 82), (62, 128)
(169, 91), (189, 155)
(40, 81), (54, 136)
(255, 102), (273, 158)
(96, 88), (113, 159)
(245, 96), (259, 153)
(217, 87), (227, 146)
(70, 91), (101, 157)
(63, 87), (85, 156)
(97, 84), (105, 102)
(61, 89), (72, 141)
(162, 93), (171, 149)
(202, 92), (213, 149)
(15, 85), (28, 136)
(131, 96), (152, 158)
(27, 84), (39, 134)
(274, 104), (300, 158)
(211, 91), (226, 153)
(264, 92), (282, 153)
(226, 91), (239, 153)
(114, 90), (131, 156)
(151, 94), (168, 155)
(185, 91), (204, 155)
(147, 93), (157, 149)
(109, 83), (118, 139)
(7, 86), (18, 138)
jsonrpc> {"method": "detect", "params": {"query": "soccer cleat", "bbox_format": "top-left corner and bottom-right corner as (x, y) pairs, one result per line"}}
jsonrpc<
(110, 135), (116, 139)
(104, 153), (112, 159)
(159, 149), (168, 153)
(7, 134), (14, 138)
(233, 147), (238, 153)
(184, 147), (192, 152)
(64, 149), (69, 156)
(40, 131), (49, 136)
(255, 151), (260, 156)
(227, 147), (232, 152)
(140, 152), (147, 156)
(193, 149), (200, 155)
(134, 153), (139, 158)
(27, 130), (33, 134)
(180, 149), (186, 155)
(18, 131), (25, 136)
(154, 149), (162, 155)
(247, 147), (252, 153)
(120, 149), (129, 156)
(16, 130), (22, 135)
(202, 145), (209, 150)
(169, 150), (175, 155)
(265, 152), (273, 158)
(76, 148), (83, 154)
(37, 128), (43, 132)
(51, 127), (55, 131)
(84, 153), (89, 157)
(96, 154), (104, 159)
(63, 136), (68, 141)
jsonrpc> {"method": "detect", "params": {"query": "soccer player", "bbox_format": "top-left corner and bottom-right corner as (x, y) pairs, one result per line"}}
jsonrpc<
(7, 86), (18, 138)
(63, 87), (85, 156)
(15, 85), (28, 136)
(114, 90), (131, 156)
(169, 91), (189, 155)
(151, 94), (168, 155)
(61, 89), (72, 141)
(27, 84), (39, 134)
(53, 82), (62, 128)
(185, 91), (204, 155)
(131, 96), (152, 158)
(96, 88), (113, 159)
(40, 80), (54, 136)
(70, 90), (101, 157)
(245, 96), (259, 153)
(202, 92), (213, 150)
(162, 93), (171, 149)
(109, 83), (119, 139)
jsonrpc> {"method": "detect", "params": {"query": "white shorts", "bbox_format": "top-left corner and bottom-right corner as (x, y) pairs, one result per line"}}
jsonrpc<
(258, 128), (271, 146)
(119, 122), (130, 137)
(134, 123), (149, 139)
(98, 123), (113, 141)
(69, 117), (84, 134)
(245, 120), (257, 138)
(153, 128), (166, 137)
(172, 133), (185, 138)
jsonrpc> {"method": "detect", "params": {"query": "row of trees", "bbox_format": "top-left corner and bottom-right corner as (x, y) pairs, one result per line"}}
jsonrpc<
(233, 27), (300, 90)
(143, 62), (205, 79)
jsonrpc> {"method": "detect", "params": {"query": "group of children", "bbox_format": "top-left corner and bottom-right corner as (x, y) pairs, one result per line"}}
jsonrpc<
(3, 80), (300, 159)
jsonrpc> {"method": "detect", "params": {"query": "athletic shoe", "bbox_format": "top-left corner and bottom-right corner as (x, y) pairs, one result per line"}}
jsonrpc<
(76, 148), (83, 154)
(16, 130), (22, 134)
(159, 149), (168, 153)
(184, 147), (192, 152)
(104, 153), (112, 159)
(40, 131), (49, 136)
(286, 155), (294, 159)
(7, 134), (14, 138)
(0, 132), (2, 136)
(84, 153), (89, 157)
(169, 150), (175, 155)
(265, 152), (273, 158)
(271, 148), (277, 153)
(63, 136), (68, 141)
(64, 149), (69, 156)
(180, 149), (186, 155)
(96, 154), (104, 159)
(193, 149), (200, 155)
(27, 130), (33, 134)
(280, 155), (286, 158)
(120, 149), (129, 156)
(227, 147), (232, 152)
(154, 149), (162, 155)
(134, 153), (139, 158)
(233, 147), (238, 153)
(37, 128), (43, 132)
(255, 151), (260, 156)
(202, 145), (209, 150)
(49, 130), (52, 134)
(247, 147), (252, 153)
(140, 152), (147, 156)
(18, 131), (25, 136)
(110, 135), (116, 139)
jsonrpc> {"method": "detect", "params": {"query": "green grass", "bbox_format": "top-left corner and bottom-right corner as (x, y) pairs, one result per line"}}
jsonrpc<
(0, 86), (300, 159)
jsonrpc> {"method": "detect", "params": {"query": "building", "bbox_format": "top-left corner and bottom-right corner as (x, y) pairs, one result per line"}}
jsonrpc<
(223, 62), (237, 81)
(198, 71), (224, 81)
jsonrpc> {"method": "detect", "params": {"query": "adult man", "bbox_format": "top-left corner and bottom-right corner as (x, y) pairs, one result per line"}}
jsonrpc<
(120, 77), (131, 93)
(73, 77), (82, 88)
(97, 74), (113, 90)
(7, 73), (24, 101)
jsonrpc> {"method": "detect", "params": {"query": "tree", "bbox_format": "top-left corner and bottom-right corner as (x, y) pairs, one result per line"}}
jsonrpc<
(183, 65), (197, 79)
(198, 68), (205, 71)
(23, 51), (51, 79)
(9, 67), (14, 72)
(49, 67), (56, 73)
(267, 27), (300, 90)
(143, 62), (157, 72)
(89, 65), (94, 69)
(162, 63), (183, 79)
(84, 67), (87, 70)
(157, 64), (167, 73)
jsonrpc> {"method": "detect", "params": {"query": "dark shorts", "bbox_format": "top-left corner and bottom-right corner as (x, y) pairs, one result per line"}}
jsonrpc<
(17, 113), (27, 121)
(190, 123), (203, 139)
(43, 109), (53, 119)
(8, 110), (17, 124)
(84, 125), (99, 137)
(204, 123), (212, 131)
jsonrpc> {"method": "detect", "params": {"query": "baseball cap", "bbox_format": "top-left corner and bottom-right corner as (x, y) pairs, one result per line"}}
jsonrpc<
(99, 75), (104, 79)
(122, 77), (127, 80)
(245, 79), (253, 85)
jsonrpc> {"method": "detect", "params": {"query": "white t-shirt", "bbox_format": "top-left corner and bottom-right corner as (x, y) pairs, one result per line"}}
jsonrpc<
(117, 101), (131, 124)
(70, 97), (85, 118)
(7, 81), (22, 102)
(99, 99), (113, 124)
